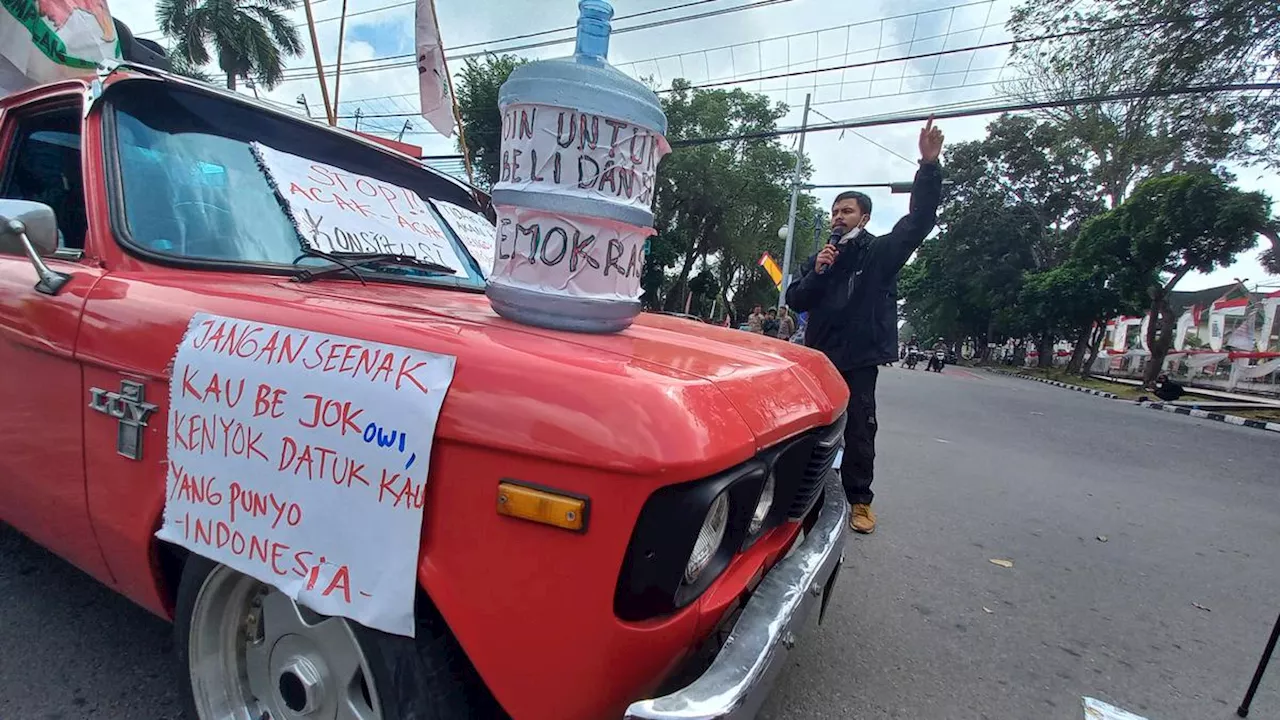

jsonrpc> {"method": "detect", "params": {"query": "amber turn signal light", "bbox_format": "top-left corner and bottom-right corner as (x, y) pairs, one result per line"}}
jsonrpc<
(496, 481), (588, 532)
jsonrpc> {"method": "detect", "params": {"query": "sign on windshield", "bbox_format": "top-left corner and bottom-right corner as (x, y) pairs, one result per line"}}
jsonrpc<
(252, 143), (467, 274)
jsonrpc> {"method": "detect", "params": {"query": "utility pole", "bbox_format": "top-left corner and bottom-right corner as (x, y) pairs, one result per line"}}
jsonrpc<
(300, 0), (335, 125)
(779, 92), (811, 310)
(811, 210), (823, 257)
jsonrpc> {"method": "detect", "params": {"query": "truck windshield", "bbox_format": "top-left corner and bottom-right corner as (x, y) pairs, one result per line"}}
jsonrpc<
(106, 81), (486, 288)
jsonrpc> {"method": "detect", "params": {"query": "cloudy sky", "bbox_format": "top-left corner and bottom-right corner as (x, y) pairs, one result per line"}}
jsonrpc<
(106, 0), (1278, 292)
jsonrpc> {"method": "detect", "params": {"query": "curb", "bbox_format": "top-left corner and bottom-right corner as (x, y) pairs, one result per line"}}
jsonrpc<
(982, 368), (1280, 435)
(1138, 401), (1280, 434)
(984, 369), (1118, 399)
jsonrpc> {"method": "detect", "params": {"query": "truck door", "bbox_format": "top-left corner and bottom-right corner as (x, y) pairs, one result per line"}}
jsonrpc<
(0, 99), (112, 583)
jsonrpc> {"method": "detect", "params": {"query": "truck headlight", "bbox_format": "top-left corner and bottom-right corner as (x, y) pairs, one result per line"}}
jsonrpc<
(748, 472), (775, 535)
(684, 492), (729, 584)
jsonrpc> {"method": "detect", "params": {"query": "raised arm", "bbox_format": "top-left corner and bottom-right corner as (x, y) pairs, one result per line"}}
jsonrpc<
(882, 118), (945, 270)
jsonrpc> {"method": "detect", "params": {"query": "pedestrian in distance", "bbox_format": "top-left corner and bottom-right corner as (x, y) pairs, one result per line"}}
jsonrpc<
(747, 304), (766, 334)
(777, 305), (796, 340)
(763, 308), (780, 337)
(785, 117), (945, 535)
(1153, 373), (1185, 402)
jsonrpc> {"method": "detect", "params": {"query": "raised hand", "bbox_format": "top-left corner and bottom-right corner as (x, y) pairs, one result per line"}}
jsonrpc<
(919, 116), (944, 163)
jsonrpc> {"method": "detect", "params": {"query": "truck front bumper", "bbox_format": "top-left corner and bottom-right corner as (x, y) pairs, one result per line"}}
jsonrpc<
(623, 472), (850, 720)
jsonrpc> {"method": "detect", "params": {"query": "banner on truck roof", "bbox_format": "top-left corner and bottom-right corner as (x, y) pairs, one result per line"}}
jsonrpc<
(156, 312), (456, 637)
(251, 142), (467, 275)
(1, 0), (120, 95)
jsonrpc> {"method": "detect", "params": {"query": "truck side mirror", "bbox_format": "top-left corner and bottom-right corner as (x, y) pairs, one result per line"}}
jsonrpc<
(0, 200), (70, 295)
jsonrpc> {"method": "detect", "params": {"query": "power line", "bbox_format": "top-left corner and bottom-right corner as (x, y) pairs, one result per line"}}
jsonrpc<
(278, 0), (798, 81)
(303, 0), (995, 84)
(665, 15), (1179, 93)
(634, 19), (1007, 91)
(141, 0), (718, 37)
(332, 70), (1009, 120)
(661, 9), (1280, 95)
(810, 108), (918, 166)
(333, 29), (1009, 109)
(616, 1), (995, 74)
(134, 0), (335, 37)
(669, 81), (1280, 148)
(326, 0), (740, 40)
(326, 9), (1255, 102)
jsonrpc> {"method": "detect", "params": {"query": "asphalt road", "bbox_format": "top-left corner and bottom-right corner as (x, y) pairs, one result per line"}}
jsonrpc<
(2, 366), (1278, 720)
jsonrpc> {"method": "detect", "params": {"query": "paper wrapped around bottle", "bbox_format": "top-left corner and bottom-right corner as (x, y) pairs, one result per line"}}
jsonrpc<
(485, 102), (669, 332)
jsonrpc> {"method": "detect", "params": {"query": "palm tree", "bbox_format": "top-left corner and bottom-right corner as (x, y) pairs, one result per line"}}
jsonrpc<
(157, 0), (303, 91)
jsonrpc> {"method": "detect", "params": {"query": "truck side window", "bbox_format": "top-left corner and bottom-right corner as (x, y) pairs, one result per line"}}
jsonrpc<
(0, 110), (88, 250)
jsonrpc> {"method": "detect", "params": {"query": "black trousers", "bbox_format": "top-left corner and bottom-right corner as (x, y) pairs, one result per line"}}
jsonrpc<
(839, 365), (878, 505)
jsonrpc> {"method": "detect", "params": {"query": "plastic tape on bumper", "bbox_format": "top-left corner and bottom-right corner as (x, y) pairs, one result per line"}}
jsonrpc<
(623, 472), (850, 720)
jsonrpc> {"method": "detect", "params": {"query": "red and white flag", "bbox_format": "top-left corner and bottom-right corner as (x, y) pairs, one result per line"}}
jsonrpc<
(415, 0), (455, 137)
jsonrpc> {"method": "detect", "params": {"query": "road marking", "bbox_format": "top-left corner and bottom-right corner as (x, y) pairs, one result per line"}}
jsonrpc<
(1083, 697), (1150, 720)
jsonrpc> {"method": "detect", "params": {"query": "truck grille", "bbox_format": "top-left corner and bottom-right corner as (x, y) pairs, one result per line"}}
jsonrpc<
(758, 413), (846, 528)
(786, 415), (845, 519)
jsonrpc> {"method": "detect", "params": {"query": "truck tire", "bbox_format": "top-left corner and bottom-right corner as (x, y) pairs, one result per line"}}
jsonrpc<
(174, 554), (505, 719)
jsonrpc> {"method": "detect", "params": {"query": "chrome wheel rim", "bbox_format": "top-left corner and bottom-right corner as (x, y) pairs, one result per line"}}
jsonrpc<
(188, 564), (382, 720)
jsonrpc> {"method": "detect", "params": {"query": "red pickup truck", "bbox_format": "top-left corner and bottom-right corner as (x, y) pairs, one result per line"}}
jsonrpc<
(0, 63), (849, 720)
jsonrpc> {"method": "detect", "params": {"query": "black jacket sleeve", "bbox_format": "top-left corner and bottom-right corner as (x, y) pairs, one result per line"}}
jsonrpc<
(785, 252), (826, 312)
(880, 161), (943, 271)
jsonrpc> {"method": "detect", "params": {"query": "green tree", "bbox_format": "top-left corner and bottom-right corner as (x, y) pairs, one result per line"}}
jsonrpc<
(453, 54), (527, 188)
(901, 114), (1102, 362)
(1008, 0), (1277, 233)
(1018, 229), (1146, 376)
(168, 53), (214, 84)
(157, 0), (302, 91)
(1079, 172), (1274, 383)
(651, 79), (804, 313)
(1010, 0), (1279, 167)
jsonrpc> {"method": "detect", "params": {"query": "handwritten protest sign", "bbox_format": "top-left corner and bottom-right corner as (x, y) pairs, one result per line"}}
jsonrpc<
(156, 313), (455, 637)
(430, 199), (495, 277)
(493, 204), (650, 300)
(251, 143), (465, 274)
(493, 103), (670, 212)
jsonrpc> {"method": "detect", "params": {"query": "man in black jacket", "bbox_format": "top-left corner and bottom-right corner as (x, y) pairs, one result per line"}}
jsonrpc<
(785, 118), (945, 534)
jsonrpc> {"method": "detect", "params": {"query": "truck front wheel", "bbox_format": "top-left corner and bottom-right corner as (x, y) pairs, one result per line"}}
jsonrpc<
(174, 555), (504, 719)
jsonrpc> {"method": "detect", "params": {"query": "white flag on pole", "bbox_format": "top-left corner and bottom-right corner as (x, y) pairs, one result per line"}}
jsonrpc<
(415, 0), (455, 137)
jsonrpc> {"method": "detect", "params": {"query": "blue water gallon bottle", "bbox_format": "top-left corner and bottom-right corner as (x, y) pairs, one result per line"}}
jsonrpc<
(486, 0), (669, 333)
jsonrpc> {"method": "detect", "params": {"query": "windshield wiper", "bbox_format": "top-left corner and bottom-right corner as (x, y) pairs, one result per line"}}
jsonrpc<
(290, 248), (457, 285)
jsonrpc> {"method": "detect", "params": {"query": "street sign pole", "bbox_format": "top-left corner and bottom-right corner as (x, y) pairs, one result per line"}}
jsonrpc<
(779, 92), (811, 311)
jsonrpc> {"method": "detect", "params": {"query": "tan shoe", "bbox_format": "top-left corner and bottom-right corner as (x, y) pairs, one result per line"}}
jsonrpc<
(850, 503), (876, 534)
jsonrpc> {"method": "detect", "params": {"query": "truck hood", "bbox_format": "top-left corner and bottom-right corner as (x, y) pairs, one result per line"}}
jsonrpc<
(285, 283), (848, 475)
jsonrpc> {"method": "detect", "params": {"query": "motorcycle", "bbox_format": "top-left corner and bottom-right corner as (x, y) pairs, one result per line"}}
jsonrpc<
(902, 347), (921, 369)
(927, 350), (946, 372)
